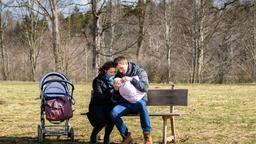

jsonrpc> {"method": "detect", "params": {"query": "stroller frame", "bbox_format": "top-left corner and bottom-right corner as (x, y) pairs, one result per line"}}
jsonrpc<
(37, 72), (75, 142)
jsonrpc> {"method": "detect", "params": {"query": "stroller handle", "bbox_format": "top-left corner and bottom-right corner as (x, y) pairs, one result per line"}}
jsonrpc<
(40, 72), (68, 84)
(41, 79), (74, 91)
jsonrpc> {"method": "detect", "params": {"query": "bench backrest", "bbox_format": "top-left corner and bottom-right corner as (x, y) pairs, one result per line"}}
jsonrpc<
(147, 89), (188, 106)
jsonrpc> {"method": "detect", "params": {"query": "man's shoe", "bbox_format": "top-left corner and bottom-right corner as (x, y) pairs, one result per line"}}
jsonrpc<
(143, 132), (153, 144)
(122, 132), (133, 144)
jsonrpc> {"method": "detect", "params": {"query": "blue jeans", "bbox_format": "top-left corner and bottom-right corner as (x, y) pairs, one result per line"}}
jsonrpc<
(110, 99), (152, 136)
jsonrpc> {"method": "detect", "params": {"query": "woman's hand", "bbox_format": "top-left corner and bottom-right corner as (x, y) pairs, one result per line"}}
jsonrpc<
(113, 78), (122, 90)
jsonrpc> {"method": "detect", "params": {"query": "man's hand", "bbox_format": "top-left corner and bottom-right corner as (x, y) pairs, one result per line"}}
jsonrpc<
(113, 78), (122, 90)
(122, 76), (133, 82)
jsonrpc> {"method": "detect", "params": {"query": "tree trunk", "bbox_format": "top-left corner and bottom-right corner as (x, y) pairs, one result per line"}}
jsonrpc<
(217, 40), (229, 84)
(28, 9), (36, 81)
(164, 0), (174, 84)
(50, 0), (62, 72)
(253, 4), (256, 82)
(92, 0), (101, 75)
(198, 1), (205, 83)
(83, 46), (88, 81)
(0, 0), (6, 80)
(192, 0), (198, 83)
(0, 30), (6, 80)
(136, 0), (146, 62)
(108, 0), (114, 60)
(29, 47), (36, 81)
(63, 16), (72, 76)
(192, 0), (204, 83)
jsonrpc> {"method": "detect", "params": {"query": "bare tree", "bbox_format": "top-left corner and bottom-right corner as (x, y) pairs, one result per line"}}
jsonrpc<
(50, 0), (62, 71)
(192, 0), (204, 83)
(136, 0), (147, 62)
(163, 0), (175, 84)
(35, 0), (63, 72)
(192, 0), (217, 83)
(17, 0), (47, 81)
(91, 0), (105, 75)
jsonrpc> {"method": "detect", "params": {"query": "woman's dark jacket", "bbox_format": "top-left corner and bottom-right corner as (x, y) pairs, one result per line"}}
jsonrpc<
(88, 75), (116, 127)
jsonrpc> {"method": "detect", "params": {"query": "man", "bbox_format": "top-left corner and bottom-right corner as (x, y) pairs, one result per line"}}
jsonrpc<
(110, 56), (153, 144)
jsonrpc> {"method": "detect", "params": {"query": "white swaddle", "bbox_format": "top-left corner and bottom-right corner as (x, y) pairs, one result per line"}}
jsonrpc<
(116, 76), (146, 103)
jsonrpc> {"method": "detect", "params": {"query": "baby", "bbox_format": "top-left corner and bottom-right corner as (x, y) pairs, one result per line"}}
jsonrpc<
(114, 76), (145, 103)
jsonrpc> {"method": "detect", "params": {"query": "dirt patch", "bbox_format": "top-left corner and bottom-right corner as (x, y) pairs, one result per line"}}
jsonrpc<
(179, 134), (190, 142)
(0, 100), (6, 105)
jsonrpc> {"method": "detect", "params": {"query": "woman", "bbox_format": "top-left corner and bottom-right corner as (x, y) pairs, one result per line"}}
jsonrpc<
(87, 61), (116, 144)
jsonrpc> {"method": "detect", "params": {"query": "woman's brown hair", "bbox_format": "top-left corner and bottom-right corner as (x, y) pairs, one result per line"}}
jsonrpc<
(98, 61), (115, 77)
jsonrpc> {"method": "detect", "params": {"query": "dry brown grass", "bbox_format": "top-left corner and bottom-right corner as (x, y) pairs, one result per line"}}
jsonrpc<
(0, 81), (255, 144)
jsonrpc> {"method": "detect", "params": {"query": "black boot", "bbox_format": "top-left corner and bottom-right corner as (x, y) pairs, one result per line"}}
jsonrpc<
(103, 123), (114, 144)
(90, 127), (101, 144)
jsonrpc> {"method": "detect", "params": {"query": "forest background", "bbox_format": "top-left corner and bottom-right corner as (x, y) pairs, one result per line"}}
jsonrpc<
(0, 0), (255, 84)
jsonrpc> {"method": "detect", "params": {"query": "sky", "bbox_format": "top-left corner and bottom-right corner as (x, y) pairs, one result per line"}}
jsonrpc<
(213, 0), (252, 9)
(1, 0), (253, 20)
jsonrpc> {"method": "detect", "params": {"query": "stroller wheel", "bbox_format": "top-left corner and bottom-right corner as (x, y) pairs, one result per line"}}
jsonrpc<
(37, 124), (45, 142)
(68, 127), (74, 141)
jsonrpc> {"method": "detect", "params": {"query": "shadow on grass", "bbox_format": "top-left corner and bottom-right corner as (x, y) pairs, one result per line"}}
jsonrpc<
(0, 136), (122, 144)
(0, 136), (90, 144)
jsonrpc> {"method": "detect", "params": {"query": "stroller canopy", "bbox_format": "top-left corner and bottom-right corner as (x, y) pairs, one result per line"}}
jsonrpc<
(40, 72), (71, 98)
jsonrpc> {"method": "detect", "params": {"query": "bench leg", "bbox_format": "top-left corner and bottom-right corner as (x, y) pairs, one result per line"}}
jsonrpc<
(170, 116), (176, 143)
(162, 116), (167, 144)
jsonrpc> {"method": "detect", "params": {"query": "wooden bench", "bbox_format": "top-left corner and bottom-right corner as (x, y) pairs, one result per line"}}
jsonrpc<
(125, 88), (188, 144)
(82, 88), (188, 144)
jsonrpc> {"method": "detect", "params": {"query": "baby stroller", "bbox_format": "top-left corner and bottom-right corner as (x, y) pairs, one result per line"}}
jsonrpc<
(37, 72), (75, 142)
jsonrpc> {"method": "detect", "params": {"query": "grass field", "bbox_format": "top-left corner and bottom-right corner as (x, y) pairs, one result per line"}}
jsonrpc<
(0, 81), (255, 144)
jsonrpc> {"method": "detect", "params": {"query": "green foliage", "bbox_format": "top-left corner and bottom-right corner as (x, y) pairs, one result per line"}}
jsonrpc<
(121, 0), (147, 25)
(122, 3), (144, 18)
(63, 6), (91, 37)
(15, 14), (48, 46)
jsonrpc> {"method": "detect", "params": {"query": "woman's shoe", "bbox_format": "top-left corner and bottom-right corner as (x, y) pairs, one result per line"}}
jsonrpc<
(90, 134), (98, 144)
(103, 138), (110, 144)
